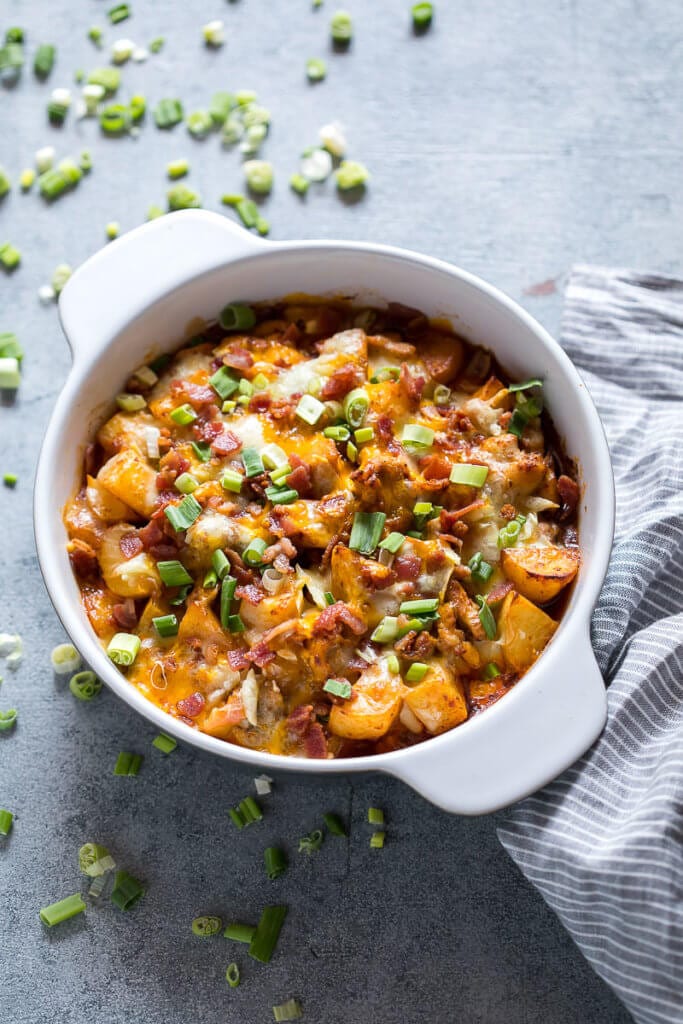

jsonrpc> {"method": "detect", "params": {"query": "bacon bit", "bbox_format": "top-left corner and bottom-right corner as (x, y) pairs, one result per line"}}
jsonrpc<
(151, 489), (178, 518)
(170, 379), (216, 408)
(119, 532), (143, 560)
(499, 411), (513, 430)
(313, 602), (366, 637)
(269, 397), (297, 421)
(149, 542), (179, 560)
(262, 537), (297, 567)
(193, 416), (222, 443)
(112, 598), (137, 630)
(375, 415), (394, 443)
(247, 640), (275, 668)
(211, 430), (242, 456)
(359, 560), (395, 591)
(486, 580), (515, 604)
(156, 450), (190, 490)
(138, 519), (164, 549)
(235, 583), (265, 606)
(440, 501), (486, 531)
(304, 721), (328, 759)
(320, 363), (364, 400)
(225, 548), (262, 587)
(287, 703), (314, 736)
(419, 453), (452, 480)
(394, 553), (422, 581)
(249, 392), (272, 413)
(283, 322), (302, 344)
(176, 691), (205, 718)
(557, 474), (580, 519)
(500, 503), (516, 521)
(228, 649), (250, 671)
(399, 362), (425, 406)
(287, 455), (312, 497)
(395, 629), (435, 661)
(222, 345), (254, 371)
(68, 539), (99, 578)
(447, 410), (474, 434)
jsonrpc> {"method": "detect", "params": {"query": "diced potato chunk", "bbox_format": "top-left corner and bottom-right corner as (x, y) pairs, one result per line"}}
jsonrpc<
(328, 661), (405, 741)
(97, 410), (160, 456)
(86, 475), (135, 522)
(97, 449), (159, 518)
(330, 545), (397, 628)
(403, 661), (468, 734)
(98, 525), (160, 598)
(498, 591), (558, 673)
(240, 577), (303, 632)
(501, 544), (579, 604)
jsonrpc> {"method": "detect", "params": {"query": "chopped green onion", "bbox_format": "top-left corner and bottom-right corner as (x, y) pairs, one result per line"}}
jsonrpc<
(51, 264), (72, 297)
(349, 511), (386, 554)
(221, 469), (244, 494)
(191, 441), (212, 463)
(167, 184), (201, 211)
(0, 333), (23, 361)
(0, 709), (18, 731)
(203, 569), (218, 588)
(508, 378), (543, 393)
(367, 807), (384, 825)
(249, 905), (288, 963)
(69, 670), (102, 700)
(152, 614), (179, 638)
(174, 472), (198, 494)
(413, 501), (441, 529)
(240, 796), (263, 823)
(88, 26), (103, 47)
(0, 42), (23, 76)
(229, 807), (245, 830)
(192, 915), (222, 936)
(224, 922), (256, 943)
(149, 36), (165, 53)
(147, 204), (164, 220)
(106, 632), (140, 666)
(475, 596), (497, 640)
(295, 393), (326, 425)
(331, 10), (353, 43)
(433, 384), (451, 405)
(343, 387), (369, 428)
(209, 366), (240, 400)
(111, 870), (145, 911)
(3, 472), (17, 487)
(354, 426), (374, 443)
(99, 103), (130, 134)
(111, 39), (134, 64)
(152, 732), (177, 753)
(79, 150), (93, 172)
(483, 662), (501, 679)
(264, 846), (287, 881)
(225, 963), (240, 988)
(399, 598), (439, 615)
(243, 538), (267, 567)
(401, 423), (434, 451)
(323, 812), (347, 836)
(219, 303), (256, 330)
(87, 67), (121, 94)
(298, 829), (324, 855)
(108, 4), (131, 25)
(289, 173), (310, 196)
(323, 678), (352, 699)
(323, 425), (350, 442)
(241, 447), (264, 478)
(39, 894), (86, 927)
(273, 999), (303, 1022)
(238, 378), (254, 398)
(306, 57), (327, 81)
(113, 751), (143, 776)
(170, 403), (197, 425)
(468, 551), (493, 583)
(405, 662), (429, 683)
(324, 592), (335, 606)
(0, 244), (21, 272)
(5, 28), (24, 43)
(412, 3), (434, 29)
(169, 584), (192, 606)
(34, 44), (56, 79)
(51, 642), (81, 676)
(0, 809), (14, 836)
(386, 653), (400, 674)
(371, 616), (399, 644)
(202, 19), (225, 46)
(209, 91), (234, 126)
(370, 831), (385, 849)
(164, 494), (202, 531)
(270, 463), (292, 484)
(449, 463), (489, 487)
(335, 160), (370, 191)
(116, 392), (146, 411)
(244, 159), (273, 195)
(265, 487), (299, 505)
(211, 549), (230, 580)
(0, 168), (10, 198)
(261, 443), (288, 470)
(220, 575), (237, 628)
(185, 109), (213, 138)
(78, 842), (115, 877)
(370, 366), (401, 383)
(497, 519), (524, 549)
(157, 560), (193, 587)
(167, 159), (189, 180)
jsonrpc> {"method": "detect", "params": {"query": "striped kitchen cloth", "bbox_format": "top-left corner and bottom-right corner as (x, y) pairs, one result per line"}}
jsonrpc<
(498, 265), (683, 1024)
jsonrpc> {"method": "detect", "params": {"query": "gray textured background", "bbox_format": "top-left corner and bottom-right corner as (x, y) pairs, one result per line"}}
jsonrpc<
(2, 1), (680, 1021)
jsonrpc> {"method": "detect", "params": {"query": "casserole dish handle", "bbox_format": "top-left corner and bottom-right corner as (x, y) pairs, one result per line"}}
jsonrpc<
(384, 627), (607, 814)
(58, 210), (265, 367)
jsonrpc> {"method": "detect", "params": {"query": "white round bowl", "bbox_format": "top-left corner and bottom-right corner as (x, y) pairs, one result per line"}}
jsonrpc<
(34, 210), (614, 814)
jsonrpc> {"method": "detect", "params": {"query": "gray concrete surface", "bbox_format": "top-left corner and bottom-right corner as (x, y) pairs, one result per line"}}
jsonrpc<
(3, 0), (680, 1020)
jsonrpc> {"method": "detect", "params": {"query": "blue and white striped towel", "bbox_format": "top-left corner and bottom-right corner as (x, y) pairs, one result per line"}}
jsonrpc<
(498, 265), (683, 1024)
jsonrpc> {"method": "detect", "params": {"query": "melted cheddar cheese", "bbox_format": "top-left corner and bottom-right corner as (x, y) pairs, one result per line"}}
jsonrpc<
(64, 298), (580, 759)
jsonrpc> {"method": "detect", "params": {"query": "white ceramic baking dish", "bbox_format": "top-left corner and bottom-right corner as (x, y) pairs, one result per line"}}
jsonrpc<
(34, 210), (615, 814)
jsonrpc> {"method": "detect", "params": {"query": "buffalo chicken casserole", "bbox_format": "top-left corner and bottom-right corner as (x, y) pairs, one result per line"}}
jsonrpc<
(64, 298), (580, 759)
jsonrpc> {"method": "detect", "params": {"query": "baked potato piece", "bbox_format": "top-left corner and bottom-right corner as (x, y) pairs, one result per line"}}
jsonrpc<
(86, 475), (136, 522)
(501, 544), (579, 605)
(330, 545), (398, 628)
(498, 591), (558, 672)
(97, 410), (161, 456)
(240, 576), (304, 633)
(328, 660), (405, 741)
(98, 524), (160, 598)
(97, 449), (159, 518)
(403, 661), (468, 734)
(419, 329), (465, 384)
